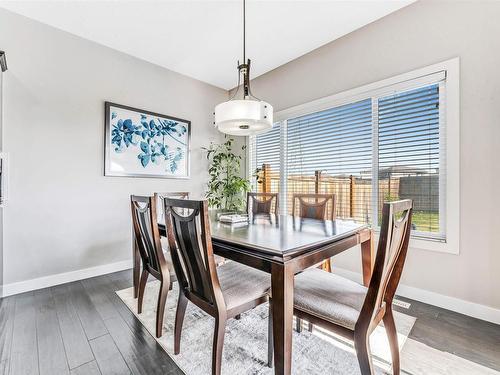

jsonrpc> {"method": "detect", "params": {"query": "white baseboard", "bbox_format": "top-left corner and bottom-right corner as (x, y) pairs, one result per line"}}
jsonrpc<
(333, 267), (500, 326)
(1, 259), (133, 298)
(3, 261), (499, 326)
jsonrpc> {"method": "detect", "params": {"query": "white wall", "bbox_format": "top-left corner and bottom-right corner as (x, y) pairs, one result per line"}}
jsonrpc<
(0, 70), (4, 292)
(245, 1), (500, 317)
(0, 8), (230, 292)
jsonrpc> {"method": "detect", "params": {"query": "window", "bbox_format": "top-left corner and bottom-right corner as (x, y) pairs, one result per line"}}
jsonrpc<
(248, 59), (459, 252)
(287, 99), (372, 223)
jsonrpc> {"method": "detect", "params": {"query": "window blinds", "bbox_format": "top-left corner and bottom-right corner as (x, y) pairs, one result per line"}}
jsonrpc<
(378, 83), (442, 235)
(249, 122), (281, 171)
(249, 122), (281, 193)
(286, 99), (373, 222)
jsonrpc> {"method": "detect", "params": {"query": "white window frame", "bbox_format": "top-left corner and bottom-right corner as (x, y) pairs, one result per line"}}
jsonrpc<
(247, 58), (459, 254)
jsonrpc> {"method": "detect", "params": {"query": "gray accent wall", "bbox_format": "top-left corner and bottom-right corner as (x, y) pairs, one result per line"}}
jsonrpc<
(0, 8), (230, 289)
(244, 1), (500, 312)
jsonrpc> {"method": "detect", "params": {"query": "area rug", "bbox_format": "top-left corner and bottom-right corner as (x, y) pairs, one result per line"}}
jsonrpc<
(400, 339), (500, 375)
(117, 280), (415, 375)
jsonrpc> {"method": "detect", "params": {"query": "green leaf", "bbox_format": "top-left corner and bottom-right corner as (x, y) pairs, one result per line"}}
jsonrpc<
(204, 139), (251, 210)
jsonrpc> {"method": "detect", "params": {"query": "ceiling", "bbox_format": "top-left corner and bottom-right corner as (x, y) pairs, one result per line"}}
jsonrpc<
(0, 0), (414, 90)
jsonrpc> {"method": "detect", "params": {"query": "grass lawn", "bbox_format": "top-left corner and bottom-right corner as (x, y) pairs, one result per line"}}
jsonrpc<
(411, 211), (440, 233)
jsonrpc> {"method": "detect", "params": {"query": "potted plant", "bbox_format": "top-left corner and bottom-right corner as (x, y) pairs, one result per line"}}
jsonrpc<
(204, 137), (250, 213)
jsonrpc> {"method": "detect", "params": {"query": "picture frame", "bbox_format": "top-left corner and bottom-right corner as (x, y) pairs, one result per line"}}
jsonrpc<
(104, 102), (191, 179)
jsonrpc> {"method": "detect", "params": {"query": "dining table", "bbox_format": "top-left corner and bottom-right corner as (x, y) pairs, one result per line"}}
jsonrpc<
(133, 213), (373, 375)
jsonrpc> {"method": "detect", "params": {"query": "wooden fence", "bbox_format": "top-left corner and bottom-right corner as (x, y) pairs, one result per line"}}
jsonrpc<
(256, 164), (411, 224)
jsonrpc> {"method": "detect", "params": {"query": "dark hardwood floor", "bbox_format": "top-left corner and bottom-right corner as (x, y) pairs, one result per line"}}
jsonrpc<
(0, 270), (499, 375)
(394, 296), (500, 372)
(0, 270), (183, 375)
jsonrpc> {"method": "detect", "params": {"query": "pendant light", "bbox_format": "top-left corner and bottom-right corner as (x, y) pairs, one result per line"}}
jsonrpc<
(214, 0), (273, 136)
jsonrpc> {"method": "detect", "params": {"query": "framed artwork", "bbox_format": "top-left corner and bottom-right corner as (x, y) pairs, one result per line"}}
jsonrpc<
(104, 102), (190, 178)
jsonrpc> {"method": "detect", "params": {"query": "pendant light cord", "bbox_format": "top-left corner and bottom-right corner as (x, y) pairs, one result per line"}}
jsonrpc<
(229, 0), (263, 102)
(243, 0), (246, 63)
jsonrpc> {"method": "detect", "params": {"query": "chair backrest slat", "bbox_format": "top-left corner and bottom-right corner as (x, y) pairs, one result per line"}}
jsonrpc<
(131, 195), (165, 276)
(247, 192), (279, 215)
(164, 198), (225, 309)
(292, 193), (336, 221)
(357, 199), (413, 330)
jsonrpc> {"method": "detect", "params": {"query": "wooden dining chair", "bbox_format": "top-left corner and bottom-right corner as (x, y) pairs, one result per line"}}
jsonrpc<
(131, 195), (174, 338)
(133, 192), (190, 298)
(247, 192), (279, 216)
(273, 199), (413, 374)
(164, 198), (272, 375)
(292, 193), (337, 331)
(294, 192), (336, 271)
(291, 193), (336, 221)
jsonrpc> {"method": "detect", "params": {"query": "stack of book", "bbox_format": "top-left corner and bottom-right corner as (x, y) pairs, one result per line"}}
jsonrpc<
(218, 214), (249, 224)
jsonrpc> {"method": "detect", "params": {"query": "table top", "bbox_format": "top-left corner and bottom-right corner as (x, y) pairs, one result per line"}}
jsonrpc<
(210, 214), (366, 256)
(157, 212), (367, 257)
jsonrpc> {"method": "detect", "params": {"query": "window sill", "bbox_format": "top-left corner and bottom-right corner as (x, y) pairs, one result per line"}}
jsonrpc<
(372, 229), (459, 255)
(409, 236), (458, 255)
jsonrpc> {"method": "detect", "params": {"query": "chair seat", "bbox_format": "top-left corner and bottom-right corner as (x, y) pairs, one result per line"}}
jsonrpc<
(217, 261), (271, 310)
(294, 268), (367, 330)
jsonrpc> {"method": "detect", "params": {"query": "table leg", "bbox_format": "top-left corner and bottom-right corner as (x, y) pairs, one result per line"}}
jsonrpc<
(133, 237), (140, 298)
(271, 263), (294, 375)
(361, 229), (374, 287)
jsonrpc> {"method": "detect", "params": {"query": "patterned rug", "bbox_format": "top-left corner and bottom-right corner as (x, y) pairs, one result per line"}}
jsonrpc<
(117, 281), (415, 374)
